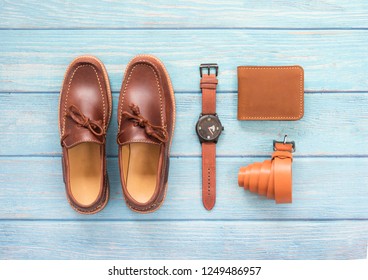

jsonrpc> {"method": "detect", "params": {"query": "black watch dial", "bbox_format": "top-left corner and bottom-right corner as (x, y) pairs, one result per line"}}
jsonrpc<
(196, 114), (223, 142)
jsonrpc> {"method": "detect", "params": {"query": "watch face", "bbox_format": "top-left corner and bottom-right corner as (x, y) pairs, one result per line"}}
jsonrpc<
(196, 114), (223, 142)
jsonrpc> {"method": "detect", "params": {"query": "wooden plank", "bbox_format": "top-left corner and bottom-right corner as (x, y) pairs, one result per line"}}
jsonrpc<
(1, 30), (368, 92)
(0, 221), (366, 259)
(1, 93), (367, 156)
(1, 0), (367, 29)
(0, 157), (367, 220)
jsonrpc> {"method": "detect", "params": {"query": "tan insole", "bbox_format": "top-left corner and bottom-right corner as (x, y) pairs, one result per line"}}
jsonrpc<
(121, 143), (160, 203)
(68, 143), (102, 206)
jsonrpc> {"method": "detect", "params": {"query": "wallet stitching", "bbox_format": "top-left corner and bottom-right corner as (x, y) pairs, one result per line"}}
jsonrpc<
(237, 66), (303, 119)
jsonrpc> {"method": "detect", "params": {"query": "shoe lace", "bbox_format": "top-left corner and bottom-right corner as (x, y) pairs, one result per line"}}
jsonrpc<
(118, 103), (168, 144)
(61, 105), (105, 145)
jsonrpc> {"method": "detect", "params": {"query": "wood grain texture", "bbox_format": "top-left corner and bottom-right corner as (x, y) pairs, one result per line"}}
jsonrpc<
(0, 157), (367, 220)
(0, 221), (367, 259)
(1, 30), (368, 92)
(1, 0), (367, 29)
(1, 93), (367, 156)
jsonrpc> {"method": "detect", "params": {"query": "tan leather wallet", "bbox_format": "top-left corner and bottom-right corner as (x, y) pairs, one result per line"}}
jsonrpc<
(237, 66), (304, 120)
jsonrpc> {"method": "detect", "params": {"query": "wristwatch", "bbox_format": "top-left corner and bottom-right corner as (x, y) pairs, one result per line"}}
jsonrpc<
(196, 63), (224, 210)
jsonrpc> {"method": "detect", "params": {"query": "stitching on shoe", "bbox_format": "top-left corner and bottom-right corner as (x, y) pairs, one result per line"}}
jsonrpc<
(118, 62), (164, 131)
(62, 64), (106, 136)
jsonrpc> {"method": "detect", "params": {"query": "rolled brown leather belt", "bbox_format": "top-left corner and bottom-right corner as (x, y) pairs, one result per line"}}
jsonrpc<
(238, 138), (294, 203)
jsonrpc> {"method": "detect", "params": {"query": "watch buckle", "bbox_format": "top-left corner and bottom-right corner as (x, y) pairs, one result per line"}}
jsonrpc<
(200, 63), (218, 77)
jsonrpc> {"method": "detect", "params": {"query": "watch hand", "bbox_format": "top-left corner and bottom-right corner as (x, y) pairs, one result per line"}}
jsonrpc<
(208, 125), (215, 135)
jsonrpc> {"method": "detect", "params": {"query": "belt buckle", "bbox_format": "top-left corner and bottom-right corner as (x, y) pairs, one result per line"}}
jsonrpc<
(199, 63), (218, 77)
(273, 135), (296, 152)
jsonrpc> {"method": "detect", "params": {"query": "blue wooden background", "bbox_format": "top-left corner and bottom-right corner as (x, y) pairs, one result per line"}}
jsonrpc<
(0, 1), (367, 259)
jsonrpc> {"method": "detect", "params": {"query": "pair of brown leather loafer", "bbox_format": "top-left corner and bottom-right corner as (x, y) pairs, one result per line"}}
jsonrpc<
(59, 55), (175, 214)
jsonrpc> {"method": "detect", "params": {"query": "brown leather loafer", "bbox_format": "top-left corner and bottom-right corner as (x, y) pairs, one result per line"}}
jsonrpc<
(59, 55), (112, 214)
(117, 55), (175, 213)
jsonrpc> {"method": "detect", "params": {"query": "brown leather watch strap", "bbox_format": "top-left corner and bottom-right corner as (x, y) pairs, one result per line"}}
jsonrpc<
(238, 142), (294, 204)
(202, 142), (216, 210)
(200, 72), (218, 210)
(200, 74), (218, 114)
